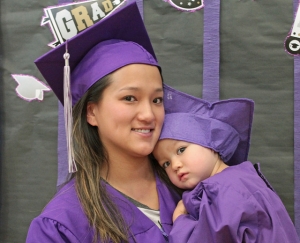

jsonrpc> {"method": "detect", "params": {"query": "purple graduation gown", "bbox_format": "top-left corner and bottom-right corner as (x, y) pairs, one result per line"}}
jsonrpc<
(26, 176), (180, 243)
(169, 161), (300, 243)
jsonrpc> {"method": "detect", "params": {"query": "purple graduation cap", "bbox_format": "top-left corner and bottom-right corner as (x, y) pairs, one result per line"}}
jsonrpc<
(161, 84), (254, 166)
(34, 1), (160, 172)
(34, 1), (160, 106)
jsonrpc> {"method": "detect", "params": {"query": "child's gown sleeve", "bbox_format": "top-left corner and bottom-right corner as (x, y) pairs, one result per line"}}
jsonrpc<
(169, 162), (300, 243)
(169, 182), (258, 243)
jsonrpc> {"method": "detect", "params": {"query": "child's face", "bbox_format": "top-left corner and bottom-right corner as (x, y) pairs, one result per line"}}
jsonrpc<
(153, 139), (219, 189)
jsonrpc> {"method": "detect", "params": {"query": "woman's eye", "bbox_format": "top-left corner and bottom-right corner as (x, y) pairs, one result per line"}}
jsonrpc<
(124, 96), (136, 102)
(177, 147), (186, 155)
(153, 97), (163, 104)
(162, 161), (170, 169)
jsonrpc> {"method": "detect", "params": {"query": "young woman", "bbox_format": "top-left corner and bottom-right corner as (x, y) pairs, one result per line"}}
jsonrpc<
(26, 3), (180, 243)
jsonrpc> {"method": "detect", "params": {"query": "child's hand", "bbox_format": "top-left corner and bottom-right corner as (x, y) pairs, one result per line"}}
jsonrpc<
(172, 200), (187, 222)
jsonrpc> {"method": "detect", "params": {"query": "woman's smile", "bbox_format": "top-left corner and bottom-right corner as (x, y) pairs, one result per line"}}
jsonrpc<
(131, 128), (152, 133)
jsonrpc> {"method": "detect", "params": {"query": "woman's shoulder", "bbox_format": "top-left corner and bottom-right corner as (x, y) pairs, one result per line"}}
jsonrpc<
(41, 179), (81, 213)
(26, 179), (93, 243)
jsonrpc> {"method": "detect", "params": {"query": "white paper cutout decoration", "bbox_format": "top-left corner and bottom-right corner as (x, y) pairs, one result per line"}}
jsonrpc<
(285, 3), (300, 55)
(164, 0), (204, 12)
(12, 74), (51, 102)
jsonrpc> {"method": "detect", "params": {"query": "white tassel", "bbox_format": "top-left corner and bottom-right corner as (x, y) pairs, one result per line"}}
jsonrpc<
(63, 44), (77, 173)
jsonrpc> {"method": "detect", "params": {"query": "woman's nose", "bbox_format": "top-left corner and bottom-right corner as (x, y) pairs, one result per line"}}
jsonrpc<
(137, 102), (155, 122)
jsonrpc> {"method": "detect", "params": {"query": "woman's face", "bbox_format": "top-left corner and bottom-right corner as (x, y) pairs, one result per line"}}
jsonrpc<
(87, 64), (164, 159)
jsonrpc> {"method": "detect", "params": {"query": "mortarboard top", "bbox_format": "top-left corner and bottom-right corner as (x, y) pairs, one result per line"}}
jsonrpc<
(35, 1), (160, 106)
(161, 84), (254, 166)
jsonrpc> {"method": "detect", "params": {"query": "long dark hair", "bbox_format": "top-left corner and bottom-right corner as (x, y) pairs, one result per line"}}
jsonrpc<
(72, 75), (132, 243)
(71, 74), (179, 243)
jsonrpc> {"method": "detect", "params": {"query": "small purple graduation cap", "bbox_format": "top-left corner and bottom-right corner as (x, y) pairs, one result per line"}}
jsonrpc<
(34, 1), (160, 172)
(161, 84), (254, 166)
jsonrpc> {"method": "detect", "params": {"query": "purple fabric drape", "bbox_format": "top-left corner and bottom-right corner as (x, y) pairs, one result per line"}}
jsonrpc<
(202, 0), (220, 102)
(57, 103), (67, 187)
(295, 30), (300, 240)
(294, 0), (300, 237)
